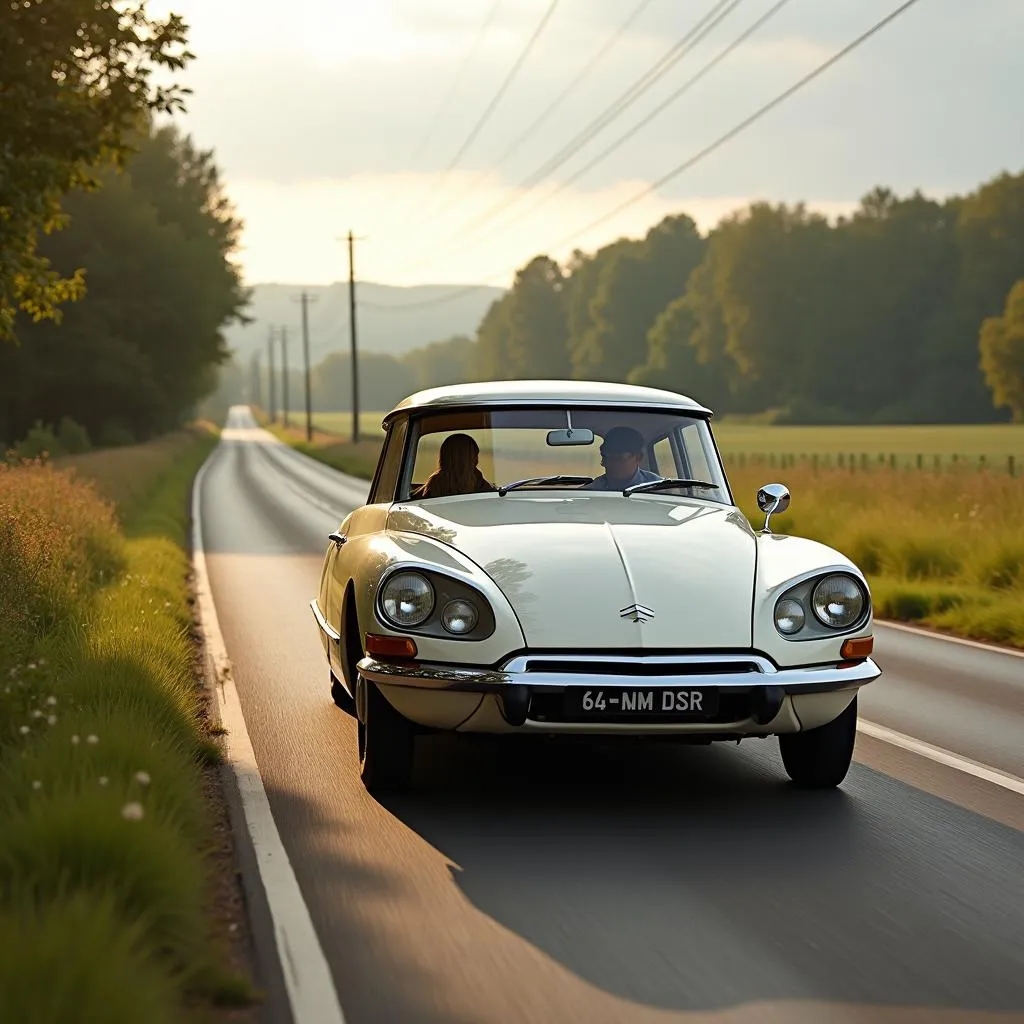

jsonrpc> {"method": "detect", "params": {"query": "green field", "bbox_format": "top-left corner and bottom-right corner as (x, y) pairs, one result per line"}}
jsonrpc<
(307, 413), (1023, 471)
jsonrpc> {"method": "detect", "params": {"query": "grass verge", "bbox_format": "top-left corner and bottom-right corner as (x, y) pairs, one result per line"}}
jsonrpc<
(0, 425), (260, 1022)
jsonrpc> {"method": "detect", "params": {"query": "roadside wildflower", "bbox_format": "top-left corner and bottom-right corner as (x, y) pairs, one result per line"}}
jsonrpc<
(98, 777), (109, 786)
(46, 696), (57, 706)
(47, 715), (57, 725)
(32, 781), (42, 791)
(121, 802), (144, 821)
(87, 734), (98, 745)
(71, 735), (80, 745)
(135, 770), (151, 786)
(18, 726), (29, 735)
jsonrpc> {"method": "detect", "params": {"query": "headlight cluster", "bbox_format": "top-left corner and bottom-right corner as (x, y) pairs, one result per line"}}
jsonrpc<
(773, 572), (867, 639)
(378, 570), (491, 639)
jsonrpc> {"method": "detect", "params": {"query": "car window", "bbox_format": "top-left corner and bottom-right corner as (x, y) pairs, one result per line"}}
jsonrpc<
(369, 416), (407, 504)
(401, 407), (731, 504)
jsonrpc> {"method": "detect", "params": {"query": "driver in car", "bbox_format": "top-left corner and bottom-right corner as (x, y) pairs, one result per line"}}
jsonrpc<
(584, 426), (662, 491)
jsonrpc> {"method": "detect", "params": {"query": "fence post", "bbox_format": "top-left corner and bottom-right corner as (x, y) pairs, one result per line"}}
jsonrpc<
(889, 453), (896, 471)
(1010, 454), (1016, 478)
(916, 453), (922, 470)
(934, 454), (941, 473)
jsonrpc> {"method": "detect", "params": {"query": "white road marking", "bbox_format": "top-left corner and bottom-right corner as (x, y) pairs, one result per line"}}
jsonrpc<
(858, 718), (1024, 798)
(877, 618), (1024, 659)
(191, 448), (347, 1024)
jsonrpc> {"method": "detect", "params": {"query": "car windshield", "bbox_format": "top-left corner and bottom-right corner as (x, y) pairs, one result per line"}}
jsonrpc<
(398, 406), (732, 506)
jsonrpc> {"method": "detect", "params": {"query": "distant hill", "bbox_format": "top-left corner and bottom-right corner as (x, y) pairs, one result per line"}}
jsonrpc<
(222, 281), (504, 367)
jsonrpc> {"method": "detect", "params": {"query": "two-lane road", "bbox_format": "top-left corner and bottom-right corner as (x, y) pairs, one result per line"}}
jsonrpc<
(200, 408), (1024, 1023)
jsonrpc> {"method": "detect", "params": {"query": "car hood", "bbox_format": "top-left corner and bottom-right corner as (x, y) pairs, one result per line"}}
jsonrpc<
(386, 494), (756, 649)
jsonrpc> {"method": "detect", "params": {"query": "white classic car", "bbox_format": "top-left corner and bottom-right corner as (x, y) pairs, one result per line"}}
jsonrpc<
(311, 380), (880, 794)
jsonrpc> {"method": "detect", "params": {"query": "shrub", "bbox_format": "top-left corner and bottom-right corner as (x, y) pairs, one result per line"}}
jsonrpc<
(12, 420), (64, 460)
(56, 415), (92, 454)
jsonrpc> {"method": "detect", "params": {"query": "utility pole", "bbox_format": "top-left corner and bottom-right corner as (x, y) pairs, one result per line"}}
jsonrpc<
(267, 325), (276, 422)
(281, 325), (290, 428)
(253, 352), (262, 409)
(293, 290), (318, 442)
(347, 229), (360, 444)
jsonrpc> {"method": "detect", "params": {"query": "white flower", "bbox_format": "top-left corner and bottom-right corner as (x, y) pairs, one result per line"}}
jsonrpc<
(86, 734), (98, 745)
(134, 771), (151, 786)
(30, 710), (42, 719)
(18, 726), (29, 735)
(121, 802), (144, 821)
(46, 696), (57, 706)
(47, 715), (57, 726)
(32, 780), (42, 791)
(71, 735), (80, 745)
(98, 776), (109, 786)
(27, 662), (36, 670)
(38, 658), (47, 666)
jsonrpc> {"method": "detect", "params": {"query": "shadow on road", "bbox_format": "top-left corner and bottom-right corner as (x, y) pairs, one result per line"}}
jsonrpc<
(376, 733), (1024, 1016)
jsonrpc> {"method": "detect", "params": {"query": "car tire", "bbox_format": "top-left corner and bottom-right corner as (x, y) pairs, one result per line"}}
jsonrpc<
(779, 695), (857, 789)
(359, 677), (415, 794)
(330, 672), (356, 715)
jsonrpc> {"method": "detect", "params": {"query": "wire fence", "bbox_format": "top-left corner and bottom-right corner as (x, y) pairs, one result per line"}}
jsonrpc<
(721, 451), (1020, 477)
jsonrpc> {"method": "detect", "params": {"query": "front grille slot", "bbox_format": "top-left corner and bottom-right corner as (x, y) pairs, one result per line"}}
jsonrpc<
(522, 659), (760, 676)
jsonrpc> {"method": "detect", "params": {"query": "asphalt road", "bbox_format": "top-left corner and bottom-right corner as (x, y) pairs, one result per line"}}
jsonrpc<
(201, 408), (1024, 1024)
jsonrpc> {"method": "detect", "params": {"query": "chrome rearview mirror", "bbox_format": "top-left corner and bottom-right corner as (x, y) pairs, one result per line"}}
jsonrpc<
(546, 409), (594, 446)
(546, 427), (594, 446)
(756, 483), (791, 534)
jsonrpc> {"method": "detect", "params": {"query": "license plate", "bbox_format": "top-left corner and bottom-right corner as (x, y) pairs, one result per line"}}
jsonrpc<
(572, 687), (718, 718)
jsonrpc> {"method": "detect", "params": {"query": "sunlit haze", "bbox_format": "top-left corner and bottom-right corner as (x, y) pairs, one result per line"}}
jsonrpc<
(158, 0), (1024, 287)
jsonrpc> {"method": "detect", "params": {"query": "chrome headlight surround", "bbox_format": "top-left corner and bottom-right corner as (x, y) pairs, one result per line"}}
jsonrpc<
(773, 570), (869, 640)
(374, 565), (495, 641)
(379, 571), (435, 628)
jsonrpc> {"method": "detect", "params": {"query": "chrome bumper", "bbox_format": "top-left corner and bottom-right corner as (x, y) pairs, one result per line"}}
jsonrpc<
(357, 652), (880, 695)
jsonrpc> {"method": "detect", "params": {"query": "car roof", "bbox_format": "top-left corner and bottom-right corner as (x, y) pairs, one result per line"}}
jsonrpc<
(383, 379), (712, 423)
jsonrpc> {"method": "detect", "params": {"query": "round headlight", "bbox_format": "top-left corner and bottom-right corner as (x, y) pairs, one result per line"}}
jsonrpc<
(811, 574), (865, 629)
(441, 598), (478, 635)
(774, 598), (806, 635)
(381, 572), (434, 627)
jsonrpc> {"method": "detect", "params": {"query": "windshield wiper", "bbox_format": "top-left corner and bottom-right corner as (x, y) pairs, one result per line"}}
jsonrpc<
(623, 478), (721, 496)
(497, 474), (593, 496)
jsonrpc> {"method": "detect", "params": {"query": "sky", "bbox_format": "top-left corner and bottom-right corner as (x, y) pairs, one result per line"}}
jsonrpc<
(155, 0), (1024, 289)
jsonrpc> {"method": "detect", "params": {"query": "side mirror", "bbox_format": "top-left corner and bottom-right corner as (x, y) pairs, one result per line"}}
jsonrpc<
(756, 483), (791, 534)
(546, 427), (594, 446)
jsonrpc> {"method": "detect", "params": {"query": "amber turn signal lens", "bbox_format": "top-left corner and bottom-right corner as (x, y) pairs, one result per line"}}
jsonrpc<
(840, 635), (873, 660)
(365, 633), (418, 659)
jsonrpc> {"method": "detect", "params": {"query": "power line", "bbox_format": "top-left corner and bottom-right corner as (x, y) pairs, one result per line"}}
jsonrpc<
(392, 0), (742, 270)
(381, 0), (506, 225)
(408, 0), (563, 225)
(372, 0), (927, 313)
(445, 0), (794, 256)
(397, 0), (768, 276)
(406, 0), (662, 231)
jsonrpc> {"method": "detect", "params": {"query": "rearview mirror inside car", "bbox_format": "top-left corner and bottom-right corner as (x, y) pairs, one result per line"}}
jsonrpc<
(546, 428), (595, 446)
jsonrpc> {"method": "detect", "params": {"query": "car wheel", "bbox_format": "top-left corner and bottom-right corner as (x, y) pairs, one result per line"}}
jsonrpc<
(778, 695), (857, 789)
(330, 671), (356, 715)
(359, 677), (415, 794)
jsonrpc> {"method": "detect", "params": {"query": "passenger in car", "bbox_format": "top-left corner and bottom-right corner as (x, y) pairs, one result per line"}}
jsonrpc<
(584, 426), (661, 491)
(413, 433), (495, 499)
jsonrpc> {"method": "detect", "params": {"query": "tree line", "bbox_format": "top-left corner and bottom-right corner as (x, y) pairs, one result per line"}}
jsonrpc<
(1, 3), (247, 452)
(211, 169), (1023, 427)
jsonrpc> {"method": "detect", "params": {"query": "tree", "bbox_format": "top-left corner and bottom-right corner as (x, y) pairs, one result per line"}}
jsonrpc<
(402, 335), (475, 391)
(980, 279), (1024, 422)
(0, 125), (248, 444)
(504, 256), (569, 377)
(573, 215), (705, 382)
(0, 1), (192, 340)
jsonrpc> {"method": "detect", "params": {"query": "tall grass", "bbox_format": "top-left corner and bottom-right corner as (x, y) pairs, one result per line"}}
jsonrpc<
(728, 463), (1024, 646)
(0, 426), (257, 1021)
